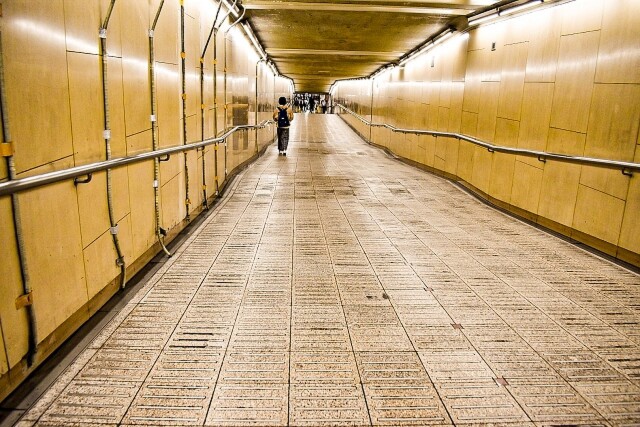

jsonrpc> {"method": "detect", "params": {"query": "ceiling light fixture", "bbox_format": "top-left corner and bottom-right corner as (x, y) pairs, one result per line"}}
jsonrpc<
(468, 11), (498, 25)
(499, 0), (543, 16)
(397, 27), (454, 67)
(241, 22), (267, 60)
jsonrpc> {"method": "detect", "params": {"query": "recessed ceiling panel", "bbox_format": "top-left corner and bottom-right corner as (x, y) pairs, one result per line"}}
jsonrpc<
(241, 0), (505, 92)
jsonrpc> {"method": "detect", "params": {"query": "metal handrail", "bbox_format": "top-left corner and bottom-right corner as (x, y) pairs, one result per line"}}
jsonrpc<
(336, 104), (639, 174)
(0, 120), (273, 197)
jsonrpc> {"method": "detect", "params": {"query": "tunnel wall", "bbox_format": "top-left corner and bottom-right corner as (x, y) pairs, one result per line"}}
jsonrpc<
(0, 0), (292, 401)
(335, 0), (640, 268)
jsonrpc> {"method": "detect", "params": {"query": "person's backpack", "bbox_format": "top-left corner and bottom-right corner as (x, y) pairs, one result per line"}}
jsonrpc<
(277, 106), (290, 127)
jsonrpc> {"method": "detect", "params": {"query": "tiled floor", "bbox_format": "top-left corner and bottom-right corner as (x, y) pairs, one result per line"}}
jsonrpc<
(16, 114), (640, 426)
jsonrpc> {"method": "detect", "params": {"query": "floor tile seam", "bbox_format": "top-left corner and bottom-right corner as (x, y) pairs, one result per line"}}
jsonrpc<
(358, 181), (615, 422)
(203, 168), (282, 424)
(118, 169), (263, 425)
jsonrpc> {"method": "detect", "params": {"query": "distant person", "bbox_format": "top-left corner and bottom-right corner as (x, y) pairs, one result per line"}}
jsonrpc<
(321, 99), (327, 114)
(309, 97), (316, 113)
(273, 96), (293, 156)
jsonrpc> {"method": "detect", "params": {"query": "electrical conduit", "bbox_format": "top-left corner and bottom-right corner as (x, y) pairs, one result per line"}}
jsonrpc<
(100, 0), (127, 289)
(199, 1), (224, 208)
(223, 7), (245, 180)
(0, 31), (38, 366)
(213, 0), (236, 194)
(180, 0), (190, 221)
(149, 0), (171, 257)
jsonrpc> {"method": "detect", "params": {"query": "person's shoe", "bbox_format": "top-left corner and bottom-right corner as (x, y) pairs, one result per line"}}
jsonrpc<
(283, 152), (286, 156)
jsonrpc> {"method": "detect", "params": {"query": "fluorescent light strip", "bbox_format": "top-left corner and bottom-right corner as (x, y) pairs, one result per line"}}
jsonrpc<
(468, 11), (498, 25)
(499, 0), (543, 16)
(242, 23), (267, 59)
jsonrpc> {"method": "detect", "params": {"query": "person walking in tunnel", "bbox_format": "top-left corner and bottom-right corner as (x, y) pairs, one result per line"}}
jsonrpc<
(273, 96), (294, 156)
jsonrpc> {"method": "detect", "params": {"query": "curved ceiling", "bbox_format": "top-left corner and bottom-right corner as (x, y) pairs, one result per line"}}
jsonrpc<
(241, 0), (506, 93)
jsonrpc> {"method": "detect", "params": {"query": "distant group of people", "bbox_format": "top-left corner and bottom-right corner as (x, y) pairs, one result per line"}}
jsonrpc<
(293, 93), (332, 114)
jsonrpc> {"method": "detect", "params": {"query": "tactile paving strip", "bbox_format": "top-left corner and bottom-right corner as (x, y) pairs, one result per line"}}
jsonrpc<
(18, 114), (640, 426)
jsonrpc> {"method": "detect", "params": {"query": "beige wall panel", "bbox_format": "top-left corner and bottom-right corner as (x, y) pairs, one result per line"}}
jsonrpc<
(186, 17), (200, 121)
(468, 24), (504, 54)
(518, 82), (554, 154)
(424, 136), (436, 168)
(187, 114), (199, 147)
(0, 332), (8, 375)
(67, 52), (104, 164)
(476, 82), (500, 142)
(538, 162), (581, 227)
(121, 0), (152, 137)
(111, 167), (132, 224)
(573, 184), (624, 245)
(619, 162), (640, 254)
(489, 152), (515, 203)
(120, 0), (149, 59)
(126, 128), (153, 155)
(443, 138), (460, 176)
(63, 0), (123, 56)
(159, 155), (180, 188)
(5, 1), (74, 175)
(439, 48), (454, 84)
(457, 113), (477, 182)
(439, 81), (451, 109)
(585, 84), (640, 160)
(63, 1), (100, 55)
(430, 52), (444, 83)
(0, 198), (29, 368)
(107, 58), (128, 158)
(122, 53), (152, 138)
(451, 35), (469, 82)
(153, 0), (179, 67)
(560, 0), (603, 36)
(438, 107), (450, 132)
(511, 160), (543, 214)
(157, 63), (181, 148)
(427, 105), (439, 131)
(549, 31), (600, 133)
(495, 117), (520, 149)
(488, 119), (519, 202)
(482, 48), (502, 83)
(20, 182), (87, 341)
(503, 12), (533, 46)
(580, 167), (630, 205)
(0, 157), (6, 181)
(497, 42), (528, 121)
(204, 148), (217, 192)
(547, 128), (586, 157)
(461, 111), (478, 138)
(462, 50), (483, 114)
(595, 0), (640, 84)
(82, 230), (121, 300)
(76, 172), (110, 248)
(161, 175), (183, 230)
(471, 147), (493, 194)
(420, 82), (433, 107)
(525, 7), (561, 83)
(185, 149), (199, 207)
(448, 82), (464, 133)
(127, 161), (156, 258)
